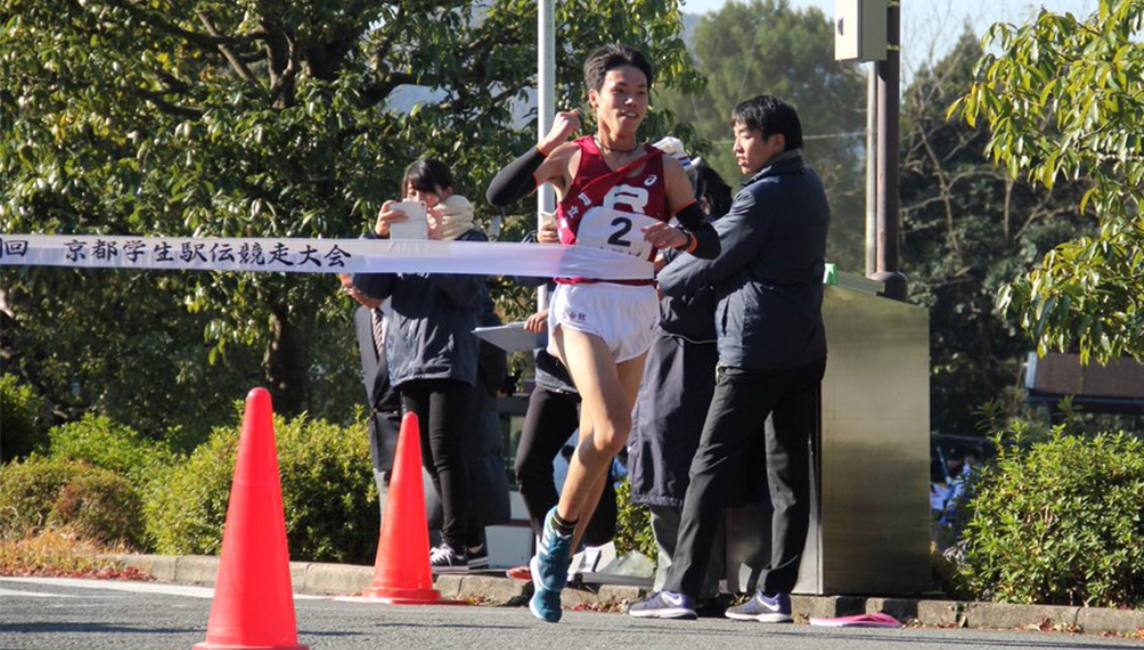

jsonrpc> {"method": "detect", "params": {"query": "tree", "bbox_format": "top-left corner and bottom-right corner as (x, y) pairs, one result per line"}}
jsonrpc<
(664, 0), (867, 271)
(900, 30), (1091, 435)
(950, 0), (1144, 365)
(0, 0), (701, 430)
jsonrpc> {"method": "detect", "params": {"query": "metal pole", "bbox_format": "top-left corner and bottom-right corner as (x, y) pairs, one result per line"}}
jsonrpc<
(873, 0), (907, 300)
(537, 0), (555, 309)
(865, 62), (878, 277)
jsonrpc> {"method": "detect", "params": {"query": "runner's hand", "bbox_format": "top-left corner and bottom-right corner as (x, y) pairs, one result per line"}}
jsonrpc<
(642, 222), (689, 250)
(537, 215), (560, 244)
(539, 110), (580, 154)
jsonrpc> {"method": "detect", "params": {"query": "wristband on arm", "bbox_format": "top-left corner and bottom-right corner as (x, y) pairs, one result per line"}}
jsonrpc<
(672, 228), (698, 254)
(486, 146), (547, 207)
(672, 201), (720, 258)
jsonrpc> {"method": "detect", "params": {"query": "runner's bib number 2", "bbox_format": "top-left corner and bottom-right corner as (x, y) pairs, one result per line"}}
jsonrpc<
(575, 207), (660, 261)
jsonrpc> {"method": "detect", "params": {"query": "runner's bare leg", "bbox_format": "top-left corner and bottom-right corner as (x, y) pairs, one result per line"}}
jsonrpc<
(568, 353), (645, 551)
(552, 326), (646, 533)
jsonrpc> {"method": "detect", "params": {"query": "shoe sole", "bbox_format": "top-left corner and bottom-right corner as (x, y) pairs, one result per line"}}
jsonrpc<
(529, 555), (545, 591)
(628, 607), (697, 620)
(725, 612), (793, 623)
(431, 566), (469, 575)
(467, 560), (489, 570)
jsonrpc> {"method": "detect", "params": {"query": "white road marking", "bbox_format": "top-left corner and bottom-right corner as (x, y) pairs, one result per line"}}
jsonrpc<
(0, 588), (80, 598)
(0, 577), (324, 600)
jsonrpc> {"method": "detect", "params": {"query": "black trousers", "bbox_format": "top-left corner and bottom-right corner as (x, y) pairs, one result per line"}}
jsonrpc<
(514, 385), (616, 547)
(665, 359), (825, 597)
(401, 378), (474, 550)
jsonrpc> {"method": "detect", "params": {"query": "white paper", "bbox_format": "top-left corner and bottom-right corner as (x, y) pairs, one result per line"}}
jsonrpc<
(473, 322), (547, 352)
(387, 201), (428, 240)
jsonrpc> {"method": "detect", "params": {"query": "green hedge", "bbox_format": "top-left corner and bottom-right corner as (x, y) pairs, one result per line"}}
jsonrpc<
(957, 430), (1144, 608)
(47, 414), (179, 489)
(0, 375), (46, 463)
(145, 412), (378, 564)
(0, 456), (143, 546)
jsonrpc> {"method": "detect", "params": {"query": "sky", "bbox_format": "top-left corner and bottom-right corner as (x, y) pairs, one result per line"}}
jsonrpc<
(678, 0), (1100, 78)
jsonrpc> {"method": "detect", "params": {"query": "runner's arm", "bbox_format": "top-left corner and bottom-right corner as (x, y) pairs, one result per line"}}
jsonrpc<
(486, 143), (572, 207)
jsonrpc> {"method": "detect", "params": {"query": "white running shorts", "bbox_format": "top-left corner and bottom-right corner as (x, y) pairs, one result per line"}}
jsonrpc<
(547, 282), (658, 363)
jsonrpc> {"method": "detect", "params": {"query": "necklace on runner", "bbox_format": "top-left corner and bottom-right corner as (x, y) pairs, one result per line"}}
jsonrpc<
(594, 135), (640, 154)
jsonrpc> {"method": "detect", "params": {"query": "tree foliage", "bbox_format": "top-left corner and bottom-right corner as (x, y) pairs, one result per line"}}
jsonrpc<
(0, 0), (701, 432)
(950, 0), (1144, 364)
(664, 0), (866, 270)
(900, 31), (1090, 434)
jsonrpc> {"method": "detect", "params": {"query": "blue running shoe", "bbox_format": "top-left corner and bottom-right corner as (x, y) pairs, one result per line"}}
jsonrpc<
(724, 591), (793, 623)
(528, 559), (563, 623)
(627, 591), (697, 619)
(533, 507), (574, 592)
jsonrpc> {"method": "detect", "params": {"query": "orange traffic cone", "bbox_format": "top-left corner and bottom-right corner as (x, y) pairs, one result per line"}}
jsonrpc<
(194, 388), (307, 650)
(358, 411), (455, 604)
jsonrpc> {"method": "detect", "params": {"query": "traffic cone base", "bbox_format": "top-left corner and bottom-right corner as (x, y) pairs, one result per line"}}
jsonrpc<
(194, 642), (307, 650)
(335, 594), (468, 606)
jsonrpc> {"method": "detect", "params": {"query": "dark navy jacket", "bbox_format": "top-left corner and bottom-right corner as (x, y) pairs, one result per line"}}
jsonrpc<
(352, 229), (486, 388)
(658, 151), (829, 370)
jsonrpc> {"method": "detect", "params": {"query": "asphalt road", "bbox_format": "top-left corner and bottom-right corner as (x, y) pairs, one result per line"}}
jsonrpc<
(1, 577), (1139, 650)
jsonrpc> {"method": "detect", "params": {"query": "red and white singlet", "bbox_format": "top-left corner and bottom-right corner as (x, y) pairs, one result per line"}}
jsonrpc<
(556, 136), (668, 285)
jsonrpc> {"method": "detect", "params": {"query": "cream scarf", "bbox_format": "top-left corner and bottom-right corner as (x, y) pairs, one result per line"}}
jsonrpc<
(438, 194), (476, 241)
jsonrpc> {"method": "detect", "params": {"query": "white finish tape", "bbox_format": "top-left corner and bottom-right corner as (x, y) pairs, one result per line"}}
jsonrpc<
(0, 235), (652, 280)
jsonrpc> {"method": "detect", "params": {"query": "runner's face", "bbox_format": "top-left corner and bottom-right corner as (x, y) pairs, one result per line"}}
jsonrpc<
(590, 66), (648, 136)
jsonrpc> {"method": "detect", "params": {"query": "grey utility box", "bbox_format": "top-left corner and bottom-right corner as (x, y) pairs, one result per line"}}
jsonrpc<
(835, 0), (888, 62)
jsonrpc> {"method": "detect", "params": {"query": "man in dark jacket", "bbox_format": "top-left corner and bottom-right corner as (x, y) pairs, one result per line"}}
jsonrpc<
(629, 95), (829, 621)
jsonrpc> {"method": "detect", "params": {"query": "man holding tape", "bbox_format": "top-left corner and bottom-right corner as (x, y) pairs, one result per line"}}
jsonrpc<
(628, 95), (830, 622)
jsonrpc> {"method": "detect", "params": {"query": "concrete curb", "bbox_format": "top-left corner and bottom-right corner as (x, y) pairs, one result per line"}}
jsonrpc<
(102, 554), (1144, 637)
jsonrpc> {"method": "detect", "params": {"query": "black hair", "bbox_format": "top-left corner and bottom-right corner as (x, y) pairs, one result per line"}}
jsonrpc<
(694, 166), (733, 218)
(402, 158), (454, 196)
(930, 458), (948, 484)
(583, 44), (654, 93)
(731, 95), (804, 151)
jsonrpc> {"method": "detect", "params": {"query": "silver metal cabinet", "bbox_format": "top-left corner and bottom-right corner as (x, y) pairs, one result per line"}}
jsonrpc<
(796, 283), (931, 594)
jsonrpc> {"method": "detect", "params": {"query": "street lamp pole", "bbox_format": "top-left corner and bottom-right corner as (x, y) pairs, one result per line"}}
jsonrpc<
(872, 0), (908, 300)
(537, 0), (555, 309)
